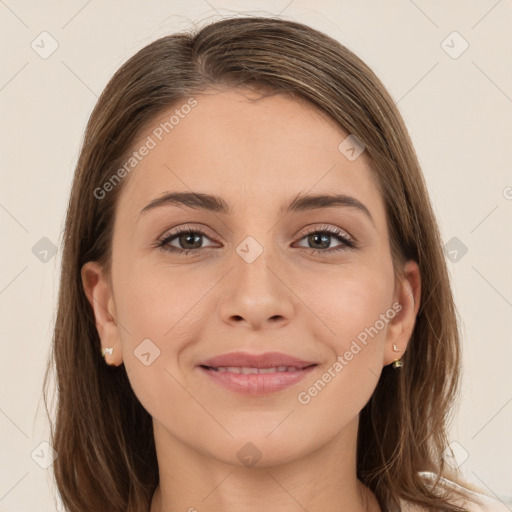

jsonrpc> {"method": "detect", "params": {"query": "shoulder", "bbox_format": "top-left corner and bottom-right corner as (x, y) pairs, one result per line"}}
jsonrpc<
(398, 472), (510, 512)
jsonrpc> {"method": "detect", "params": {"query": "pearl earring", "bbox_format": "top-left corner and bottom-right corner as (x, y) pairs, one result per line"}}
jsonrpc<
(101, 347), (114, 357)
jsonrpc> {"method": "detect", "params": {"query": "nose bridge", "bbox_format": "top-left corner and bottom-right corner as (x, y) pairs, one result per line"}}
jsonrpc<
(230, 201), (279, 272)
(233, 230), (279, 293)
(218, 229), (294, 328)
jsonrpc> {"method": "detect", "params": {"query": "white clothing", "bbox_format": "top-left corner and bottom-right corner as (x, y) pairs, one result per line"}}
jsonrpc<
(398, 472), (510, 511)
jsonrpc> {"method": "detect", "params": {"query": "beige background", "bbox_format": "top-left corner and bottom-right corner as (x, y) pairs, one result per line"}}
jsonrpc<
(1, 1), (511, 510)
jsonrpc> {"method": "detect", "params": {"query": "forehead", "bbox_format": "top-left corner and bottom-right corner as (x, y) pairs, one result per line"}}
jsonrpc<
(115, 87), (385, 224)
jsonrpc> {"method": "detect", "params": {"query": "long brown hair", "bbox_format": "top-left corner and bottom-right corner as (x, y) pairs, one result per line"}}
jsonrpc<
(43, 15), (479, 512)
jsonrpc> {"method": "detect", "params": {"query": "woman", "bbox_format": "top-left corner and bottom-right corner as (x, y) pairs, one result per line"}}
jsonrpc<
(43, 16), (507, 512)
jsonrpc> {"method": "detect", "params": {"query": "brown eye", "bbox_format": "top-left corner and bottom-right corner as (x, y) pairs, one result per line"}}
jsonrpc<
(294, 225), (357, 253)
(156, 227), (216, 254)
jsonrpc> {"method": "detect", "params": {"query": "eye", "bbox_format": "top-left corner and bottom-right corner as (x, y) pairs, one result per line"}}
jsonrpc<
(294, 224), (357, 254)
(154, 226), (217, 255)
(153, 224), (357, 256)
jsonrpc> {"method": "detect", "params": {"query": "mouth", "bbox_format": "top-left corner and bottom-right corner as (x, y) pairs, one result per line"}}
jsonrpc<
(200, 364), (316, 374)
(198, 350), (317, 370)
(197, 361), (318, 395)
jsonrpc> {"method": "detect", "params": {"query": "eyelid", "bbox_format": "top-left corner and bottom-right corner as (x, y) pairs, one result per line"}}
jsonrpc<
(160, 223), (216, 241)
(299, 224), (354, 242)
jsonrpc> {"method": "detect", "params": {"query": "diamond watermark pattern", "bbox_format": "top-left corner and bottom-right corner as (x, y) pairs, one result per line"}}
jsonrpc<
(31, 31), (59, 59)
(134, 338), (161, 366)
(338, 134), (365, 161)
(442, 441), (469, 469)
(32, 237), (58, 263)
(236, 236), (263, 264)
(31, 441), (58, 469)
(237, 442), (262, 468)
(441, 31), (469, 59)
(444, 237), (468, 263)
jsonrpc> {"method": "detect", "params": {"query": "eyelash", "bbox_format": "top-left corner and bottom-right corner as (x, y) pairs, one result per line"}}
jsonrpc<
(154, 224), (357, 256)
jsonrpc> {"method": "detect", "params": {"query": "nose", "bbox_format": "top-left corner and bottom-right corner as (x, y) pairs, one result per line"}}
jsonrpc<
(218, 243), (295, 330)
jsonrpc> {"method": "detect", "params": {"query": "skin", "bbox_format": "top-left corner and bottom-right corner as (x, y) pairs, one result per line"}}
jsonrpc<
(82, 86), (421, 512)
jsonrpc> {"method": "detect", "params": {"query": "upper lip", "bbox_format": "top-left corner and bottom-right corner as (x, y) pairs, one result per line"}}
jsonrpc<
(199, 351), (317, 369)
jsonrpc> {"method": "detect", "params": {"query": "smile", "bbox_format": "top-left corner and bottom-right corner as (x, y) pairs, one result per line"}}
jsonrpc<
(198, 364), (317, 395)
(206, 366), (304, 374)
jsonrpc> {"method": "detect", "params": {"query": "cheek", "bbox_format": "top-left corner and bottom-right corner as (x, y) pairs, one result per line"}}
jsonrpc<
(111, 263), (209, 419)
(314, 265), (394, 348)
(112, 260), (219, 398)
(293, 269), (394, 430)
(113, 260), (207, 340)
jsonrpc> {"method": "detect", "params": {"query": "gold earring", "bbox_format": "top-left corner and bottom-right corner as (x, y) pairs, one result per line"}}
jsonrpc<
(392, 344), (403, 368)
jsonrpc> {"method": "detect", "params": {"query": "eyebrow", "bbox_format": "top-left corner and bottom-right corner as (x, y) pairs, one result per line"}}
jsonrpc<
(139, 191), (374, 225)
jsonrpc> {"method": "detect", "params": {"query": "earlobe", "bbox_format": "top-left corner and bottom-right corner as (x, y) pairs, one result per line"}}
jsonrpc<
(81, 261), (123, 366)
(383, 260), (421, 367)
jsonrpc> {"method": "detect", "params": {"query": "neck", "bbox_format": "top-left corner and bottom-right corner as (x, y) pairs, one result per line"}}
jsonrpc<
(149, 416), (381, 512)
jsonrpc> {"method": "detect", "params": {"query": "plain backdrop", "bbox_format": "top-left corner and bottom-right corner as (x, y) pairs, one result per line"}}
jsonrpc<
(1, 1), (511, 510)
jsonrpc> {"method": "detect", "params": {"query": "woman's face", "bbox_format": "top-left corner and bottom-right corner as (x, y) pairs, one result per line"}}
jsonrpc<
(83, 86), (420, 467)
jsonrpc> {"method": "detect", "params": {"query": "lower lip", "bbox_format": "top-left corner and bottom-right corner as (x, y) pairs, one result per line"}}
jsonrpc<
(197, 365), (317, 395)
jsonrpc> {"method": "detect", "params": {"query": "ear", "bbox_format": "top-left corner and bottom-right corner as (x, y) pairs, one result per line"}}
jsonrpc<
(383, 260), (421, 366)
(81, 261), (123, 366)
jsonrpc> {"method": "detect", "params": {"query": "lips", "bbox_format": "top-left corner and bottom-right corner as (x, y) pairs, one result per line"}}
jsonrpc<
(208, 366), (302, 374)
(198, 351), (317, 370)
(197, 351), (318, 395)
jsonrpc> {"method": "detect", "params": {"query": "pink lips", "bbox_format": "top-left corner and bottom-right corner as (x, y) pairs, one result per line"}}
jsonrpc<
(200, 351), (316, 369)
(197, 351), (317, 395)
